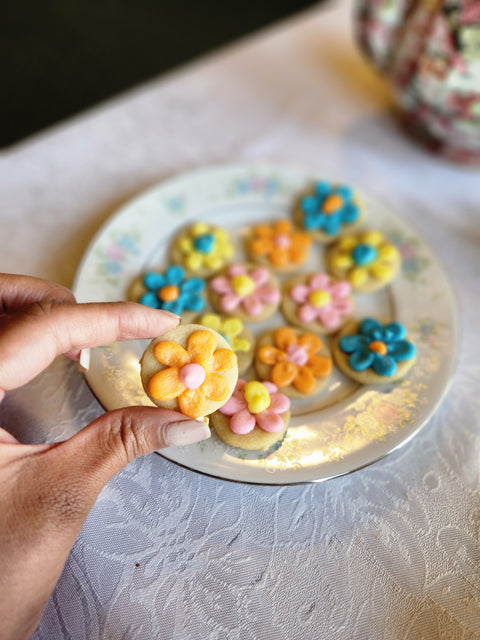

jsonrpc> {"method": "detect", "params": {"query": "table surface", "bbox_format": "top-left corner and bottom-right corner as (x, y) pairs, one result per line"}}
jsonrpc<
(2, 1), (480, 638)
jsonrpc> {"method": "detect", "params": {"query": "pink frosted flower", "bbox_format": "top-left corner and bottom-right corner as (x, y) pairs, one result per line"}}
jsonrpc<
(290, 273), (353, 329)
(210, 263), (280, 317)
(219, 379), (290, 435)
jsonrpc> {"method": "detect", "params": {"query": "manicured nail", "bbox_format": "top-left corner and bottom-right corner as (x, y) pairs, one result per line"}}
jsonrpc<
(162, 419), (211, 447)
(78, 348), (90, 372)
(161, 310), (181, 322)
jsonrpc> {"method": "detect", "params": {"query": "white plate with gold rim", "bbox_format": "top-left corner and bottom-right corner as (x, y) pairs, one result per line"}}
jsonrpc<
(73, 163), (458, 485)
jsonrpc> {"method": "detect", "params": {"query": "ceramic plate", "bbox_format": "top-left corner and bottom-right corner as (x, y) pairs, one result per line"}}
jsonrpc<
(73, 163), (457, 484)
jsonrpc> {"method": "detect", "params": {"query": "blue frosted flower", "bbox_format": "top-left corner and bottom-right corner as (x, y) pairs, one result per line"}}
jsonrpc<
(339, 318), (416, 376)
(139, 265), (205, 314)
(300, 181), (360, 236)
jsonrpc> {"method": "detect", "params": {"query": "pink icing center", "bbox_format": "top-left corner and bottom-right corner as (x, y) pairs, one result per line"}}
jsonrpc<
(179, 363), (206, 390)
(286, 343), (309, 366)
(274, 234), (291, 248)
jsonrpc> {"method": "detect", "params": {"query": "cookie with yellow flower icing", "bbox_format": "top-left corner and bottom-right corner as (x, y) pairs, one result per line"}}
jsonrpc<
(140, 324), (238, 419)
(254, 327), (333, 399)
(332, 318), (417, 384)
(197, 313), (255, 375)
(170, 222), (234, 277)
(245, 219), (312, 273)
(210, 379), (290, 451)
(209, 263), (281, 323)
(281, 272), (354, 335)
(293, 180), (363, 242)
(326, 230), (401, 293)
(128, 265), (206, 323)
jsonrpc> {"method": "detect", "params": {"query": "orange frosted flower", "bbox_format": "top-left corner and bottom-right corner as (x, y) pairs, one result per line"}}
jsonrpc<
(258, 327), (332, 394)
(148, 330), (237, 418)
(249, 220), (311, 269)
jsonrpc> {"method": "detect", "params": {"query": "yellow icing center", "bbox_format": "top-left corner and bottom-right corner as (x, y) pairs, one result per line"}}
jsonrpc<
(244, 381), (271, 414)
(232, 274), (256, 296)
(369, 340), (388, 355)
(322, 194), (343, 214)
(308, 290), (331, 308)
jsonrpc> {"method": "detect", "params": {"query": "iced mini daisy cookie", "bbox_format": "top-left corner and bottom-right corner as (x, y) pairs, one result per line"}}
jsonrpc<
(333, 318), (417, 384)
(197, 312), (255, 375)
(294, 180), (362, 242)
(245, 219), (312, 273)
(326, 230), (401, 293)
(281, 272), (354, 335)
(209, 263), (281, 323)
(140, 324), (238, 418)
(210, 379), (291, 451)
(254, 327), (333, 398)
(170, 222), (234, 277)
(128, 265), (206, 322)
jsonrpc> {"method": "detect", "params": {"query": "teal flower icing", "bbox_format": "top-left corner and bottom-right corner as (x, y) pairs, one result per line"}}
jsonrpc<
(140, 265), (205, 314)
(300, 181), (360, 235)
(339, 318), (416, 376)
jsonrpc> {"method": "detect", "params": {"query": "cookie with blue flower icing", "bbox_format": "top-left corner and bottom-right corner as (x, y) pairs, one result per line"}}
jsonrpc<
(294, 181), (363, 242)
(333, 318), (417, 384)
(128, 265), (206, 322)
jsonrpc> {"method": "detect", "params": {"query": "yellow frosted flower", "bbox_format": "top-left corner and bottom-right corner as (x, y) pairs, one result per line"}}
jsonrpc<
(176, 223), (234, 273)
(199, 313), (250, 353)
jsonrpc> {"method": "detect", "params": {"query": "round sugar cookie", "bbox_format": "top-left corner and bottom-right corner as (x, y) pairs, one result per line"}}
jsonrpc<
(326, 230), (401, 293)
(281, 272), (354, 335)
(140, 324), (238, 418)
(209, 262), (281, 323)
(210, 379), (291, 451)
(170, 222), (234, 278)
(245, 219), (311, 273)
(333, 318), (417, 385)
(254, 327), (333, 399)
(128, 265), (206, 322)
(293, 180), (363, 242)
(196, 312), (255, 375)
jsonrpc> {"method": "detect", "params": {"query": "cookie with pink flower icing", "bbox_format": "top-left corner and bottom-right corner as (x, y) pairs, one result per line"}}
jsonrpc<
(281, 272), (354, 335)
(210, 379), (291, 451)
(209, 263), (281, 323)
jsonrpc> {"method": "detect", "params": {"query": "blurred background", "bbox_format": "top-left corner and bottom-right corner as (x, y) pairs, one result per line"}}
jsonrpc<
(1, 0), (318, 148)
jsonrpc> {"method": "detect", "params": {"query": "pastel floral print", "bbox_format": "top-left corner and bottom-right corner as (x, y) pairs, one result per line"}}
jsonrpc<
(339, 318), (416, 377)
(220, 379), (290, 435)
(290, 273), (353, 328)
(175, 222), (234, 272)
(211, 264), (280, 317)
(139, 265), (205, 314)
(148, 330), (237, 418)
(330, 230), (400, 289)
(300, 181), (361, 235)
(248, 220), (311, 269)
(258, 327), (332, 394)
(198, 313), (251, 353)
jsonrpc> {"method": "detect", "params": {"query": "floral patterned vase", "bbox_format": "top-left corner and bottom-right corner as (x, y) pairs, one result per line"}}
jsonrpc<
(354, 0), (480, 164)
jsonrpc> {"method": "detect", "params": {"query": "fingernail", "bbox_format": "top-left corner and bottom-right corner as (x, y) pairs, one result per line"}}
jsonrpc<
(161, 310), (181, 322)
(78, 348), (90, 372)
(162, 419), (211, 447)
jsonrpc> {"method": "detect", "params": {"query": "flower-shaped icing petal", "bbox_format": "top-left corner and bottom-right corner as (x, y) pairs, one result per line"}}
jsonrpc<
(175, 224), (234, 274)
(300, 181), (361, 236)
(248, 220), (311, 269)
(138, 265), (205, 314)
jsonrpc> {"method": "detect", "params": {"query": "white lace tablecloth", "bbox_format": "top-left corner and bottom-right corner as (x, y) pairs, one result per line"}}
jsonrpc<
(2, 1), (480, 638)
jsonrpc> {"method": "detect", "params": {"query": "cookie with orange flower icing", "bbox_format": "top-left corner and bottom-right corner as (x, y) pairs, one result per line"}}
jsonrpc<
(209, 263), (281, 323)
(293, 180), (363, 242)
(332, 318), (417, 384)
(140, 324), (238, 419)
(326, 230), (401, 293)
(245, 219), (312, 273)
(170, 222), (235, 278)
(281, 272), (354, 335)
(254, 327), (333, 399)
(210, 379), (291, 451)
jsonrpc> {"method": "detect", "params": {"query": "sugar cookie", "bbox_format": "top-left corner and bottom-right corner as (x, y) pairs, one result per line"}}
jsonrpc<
(326, 230), (401, 293)
(245, 219), (311, 273)
(210, 379), (290, 451)
(170, 222), (234, 277)
(333, 318), (417, 384)
(254, 327), (333, 398)
(140, 324), (238, 418)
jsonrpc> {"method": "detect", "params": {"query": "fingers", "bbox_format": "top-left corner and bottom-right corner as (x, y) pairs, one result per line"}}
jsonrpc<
(0, 300), (180, 394)
(0, 273), (76, 313)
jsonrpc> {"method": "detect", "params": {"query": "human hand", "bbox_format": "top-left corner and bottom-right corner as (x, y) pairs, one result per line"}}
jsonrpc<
(0, 273), (211, 640)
